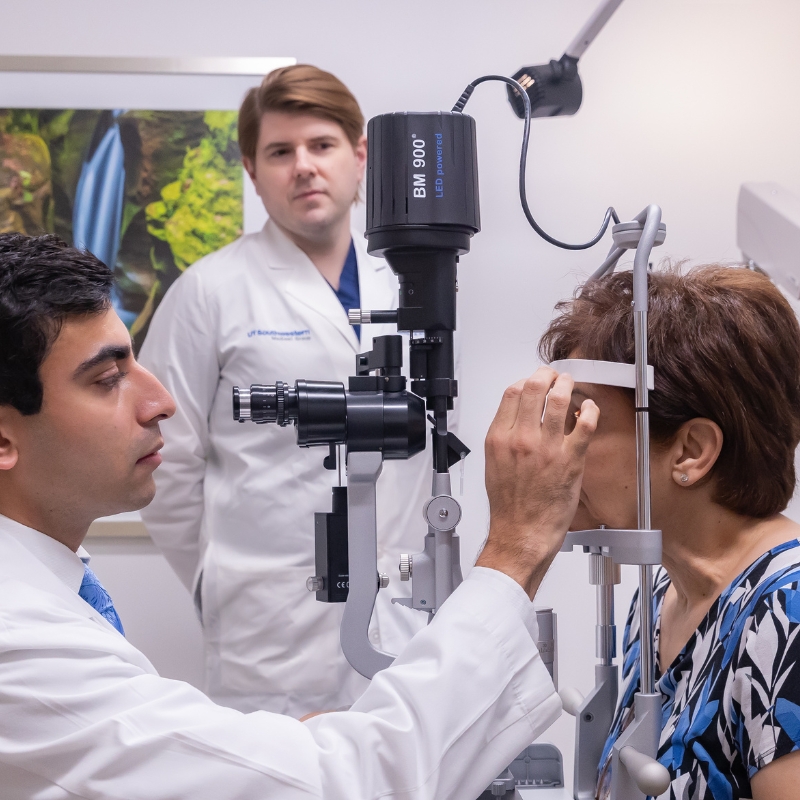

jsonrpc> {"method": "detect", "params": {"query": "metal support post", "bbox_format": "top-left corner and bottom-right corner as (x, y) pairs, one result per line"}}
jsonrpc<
(340, 451), (394, 678)
(570, 553), (621, 799)
(608, 205), (670, 800)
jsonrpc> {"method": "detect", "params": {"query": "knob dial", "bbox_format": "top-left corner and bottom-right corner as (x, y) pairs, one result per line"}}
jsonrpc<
(306, 576), (324, 592)
(399, 553), (412, 581)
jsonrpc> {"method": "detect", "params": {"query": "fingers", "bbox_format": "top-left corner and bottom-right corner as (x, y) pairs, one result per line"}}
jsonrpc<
(490, 368), (591, 451)
(515, 368), (558, 429)
(488, 379), (527, 433)
(540, 372), (574, 438)
(567, 398), (599, 457)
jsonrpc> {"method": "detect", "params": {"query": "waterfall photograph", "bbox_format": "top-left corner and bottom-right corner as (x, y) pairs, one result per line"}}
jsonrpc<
(0, 108), (243, 346)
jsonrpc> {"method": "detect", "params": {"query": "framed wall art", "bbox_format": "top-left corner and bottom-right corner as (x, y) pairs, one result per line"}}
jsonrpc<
(0, 56), (293, 347)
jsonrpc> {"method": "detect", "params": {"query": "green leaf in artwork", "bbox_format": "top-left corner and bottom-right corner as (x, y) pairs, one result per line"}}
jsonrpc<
(148, 246), (169, 274)
(39, 110), (75, 141)
(119, 202), (142, 242)
(144, 112), (243, 271)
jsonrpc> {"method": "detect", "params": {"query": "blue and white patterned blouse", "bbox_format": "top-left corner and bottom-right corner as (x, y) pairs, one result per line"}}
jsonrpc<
(597, 540), (800, 800)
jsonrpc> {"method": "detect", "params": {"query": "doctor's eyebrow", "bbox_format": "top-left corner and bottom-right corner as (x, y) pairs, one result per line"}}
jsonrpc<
(264, 134), (339, 152)
(73, 344), (133, 379)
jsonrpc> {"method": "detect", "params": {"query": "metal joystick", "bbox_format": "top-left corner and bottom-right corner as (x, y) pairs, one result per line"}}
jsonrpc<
(618, 747), (671, 797)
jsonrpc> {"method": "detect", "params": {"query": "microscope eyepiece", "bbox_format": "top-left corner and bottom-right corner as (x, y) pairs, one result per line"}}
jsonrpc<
(232, 375), (425, 458)
(232, 380), (343, 440)
(232, 382), (298, 426)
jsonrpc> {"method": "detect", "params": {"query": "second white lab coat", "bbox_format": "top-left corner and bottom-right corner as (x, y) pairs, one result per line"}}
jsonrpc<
(139, 220), (442, 716)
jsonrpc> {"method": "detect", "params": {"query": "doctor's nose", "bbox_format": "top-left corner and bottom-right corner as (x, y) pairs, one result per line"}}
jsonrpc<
(136, 364), (176, 424)
(293, 147), (318, 179)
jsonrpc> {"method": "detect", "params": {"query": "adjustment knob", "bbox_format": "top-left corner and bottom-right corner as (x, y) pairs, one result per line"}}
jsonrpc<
(378, 573), (390, 590)
(488, 771), (515, 796)
(232, 386), (251, 421)
(306, 576), (324, 593)
(399, 554), (412, 581)
(348, 309), (365, 325)
(275, 381), (288, 426)
(423, 495), (462, 531)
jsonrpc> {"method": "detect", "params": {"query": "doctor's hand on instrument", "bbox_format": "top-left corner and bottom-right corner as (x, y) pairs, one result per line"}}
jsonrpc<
(477, 367), (599, 600)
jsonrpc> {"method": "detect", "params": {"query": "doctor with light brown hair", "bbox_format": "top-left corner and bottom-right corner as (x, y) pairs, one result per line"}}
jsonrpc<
(139, 65), (436, 717)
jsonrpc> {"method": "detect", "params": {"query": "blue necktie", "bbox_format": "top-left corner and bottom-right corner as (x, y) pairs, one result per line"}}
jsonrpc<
(79, 564), (125, 636)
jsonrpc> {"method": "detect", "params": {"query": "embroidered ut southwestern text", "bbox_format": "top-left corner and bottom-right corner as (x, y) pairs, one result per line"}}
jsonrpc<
(248, 328), (311, 341)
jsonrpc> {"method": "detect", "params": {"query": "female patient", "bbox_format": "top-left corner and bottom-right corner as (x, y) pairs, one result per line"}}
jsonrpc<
(541, 265), (800, 799)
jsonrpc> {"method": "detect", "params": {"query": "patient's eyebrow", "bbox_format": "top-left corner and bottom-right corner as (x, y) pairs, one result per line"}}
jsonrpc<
(73, 344), (132, 378)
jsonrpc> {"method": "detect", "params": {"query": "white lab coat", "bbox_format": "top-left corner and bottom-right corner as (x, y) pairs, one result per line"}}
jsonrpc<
(0, 515), (561, 800)
(139, 220), (444, 716)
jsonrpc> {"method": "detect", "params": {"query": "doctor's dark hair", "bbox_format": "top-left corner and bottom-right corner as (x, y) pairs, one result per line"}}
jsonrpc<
(238, 64), (365, 161)
(0, 233), (113, 415)
(539, 264), (800, 518)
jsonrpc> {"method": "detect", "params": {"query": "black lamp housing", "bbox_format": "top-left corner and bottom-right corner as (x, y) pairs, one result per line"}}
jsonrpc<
(506, 54), (583, 119)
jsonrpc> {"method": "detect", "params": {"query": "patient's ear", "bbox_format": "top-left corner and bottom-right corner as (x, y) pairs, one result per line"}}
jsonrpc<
(668, 418), (723, 487)
(0, 407), (20, 471)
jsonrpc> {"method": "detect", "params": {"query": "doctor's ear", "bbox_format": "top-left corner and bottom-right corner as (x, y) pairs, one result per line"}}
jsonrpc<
(242, 156), (258, 185)
(355, 135), (367, 169)
(0, 407), (20, 472)
(668, 417), (723, 488)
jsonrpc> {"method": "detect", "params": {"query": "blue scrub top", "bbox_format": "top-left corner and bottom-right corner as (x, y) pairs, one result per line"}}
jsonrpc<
(330, 239), (361, 341)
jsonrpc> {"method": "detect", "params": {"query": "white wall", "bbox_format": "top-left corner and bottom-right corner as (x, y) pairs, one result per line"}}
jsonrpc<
(85, 535), (205, 688)
(6, 0), (800, 789)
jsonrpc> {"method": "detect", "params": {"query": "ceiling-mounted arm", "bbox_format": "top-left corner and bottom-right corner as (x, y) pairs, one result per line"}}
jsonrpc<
(563, 0), (626, 60)
(507, 0), (626, 119)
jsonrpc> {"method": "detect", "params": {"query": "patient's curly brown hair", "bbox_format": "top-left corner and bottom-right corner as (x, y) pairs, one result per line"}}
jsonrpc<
(539, 264), (800, 518)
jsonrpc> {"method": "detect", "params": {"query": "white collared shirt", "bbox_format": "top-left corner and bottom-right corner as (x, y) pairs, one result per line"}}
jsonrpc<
(0, 513), (88, 592)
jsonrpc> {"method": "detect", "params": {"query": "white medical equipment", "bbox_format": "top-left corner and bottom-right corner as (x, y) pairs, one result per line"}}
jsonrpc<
(737, 182), (800, 297)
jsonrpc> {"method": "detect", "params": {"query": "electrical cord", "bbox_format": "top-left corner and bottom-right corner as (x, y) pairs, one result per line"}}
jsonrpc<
(452, 75), (619, 251)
